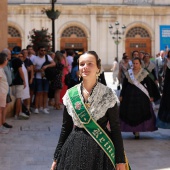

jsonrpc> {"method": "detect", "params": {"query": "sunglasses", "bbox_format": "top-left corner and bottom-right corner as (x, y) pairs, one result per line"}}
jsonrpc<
(40, 49), (46, 52)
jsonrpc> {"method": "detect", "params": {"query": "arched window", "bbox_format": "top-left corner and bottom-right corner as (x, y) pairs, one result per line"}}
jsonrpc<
(8, 26), (21, 37)
(62, 26), (86, 37)
(126, 27), (150, 38)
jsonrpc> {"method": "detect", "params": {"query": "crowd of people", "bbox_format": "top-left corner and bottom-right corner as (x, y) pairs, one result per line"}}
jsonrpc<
(0, 45), (81, 134)
(111, 50), (170, 138)
(0, 46), (170, 169)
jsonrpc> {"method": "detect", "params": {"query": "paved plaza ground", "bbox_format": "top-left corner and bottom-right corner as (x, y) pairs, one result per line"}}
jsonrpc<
(0, 72), (170, 170)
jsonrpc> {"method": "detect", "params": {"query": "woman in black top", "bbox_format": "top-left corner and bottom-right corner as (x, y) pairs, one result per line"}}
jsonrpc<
(50, 51), (126, 170)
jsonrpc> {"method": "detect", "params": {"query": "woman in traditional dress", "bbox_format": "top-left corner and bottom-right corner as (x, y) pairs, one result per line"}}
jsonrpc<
(118, 55), (130, 86)
(143, 53), (161, 103)
(156, 50), (170, 129)
(50, 51), (128, 170)
(119, 57), (157, 139)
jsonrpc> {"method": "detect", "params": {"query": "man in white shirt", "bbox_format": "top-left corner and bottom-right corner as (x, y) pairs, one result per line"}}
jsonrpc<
(155, 50), (166, 93)
(26, 45), (36, 63)
(33, 46), (55, 114)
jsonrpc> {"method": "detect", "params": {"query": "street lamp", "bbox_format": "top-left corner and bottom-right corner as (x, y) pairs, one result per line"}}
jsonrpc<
(43, 0), (60, 52)
(109, 21), (126, 61)
(51, 0), (56, 52)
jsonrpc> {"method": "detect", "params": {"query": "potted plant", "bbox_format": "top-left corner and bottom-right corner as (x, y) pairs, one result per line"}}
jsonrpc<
(42, 8), (61, 20)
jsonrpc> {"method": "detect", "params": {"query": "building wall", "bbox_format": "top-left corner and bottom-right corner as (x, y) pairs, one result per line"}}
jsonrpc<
(8, 1), (170, 69)
(0, 1), (8, 51)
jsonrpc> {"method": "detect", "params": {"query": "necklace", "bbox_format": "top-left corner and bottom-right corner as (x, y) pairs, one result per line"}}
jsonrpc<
(83, 86), (91, 95)
(81, 82), (97, 109)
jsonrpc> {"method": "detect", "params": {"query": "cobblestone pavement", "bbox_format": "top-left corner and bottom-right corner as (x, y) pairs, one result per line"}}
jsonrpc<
(0, 72), (170, 170)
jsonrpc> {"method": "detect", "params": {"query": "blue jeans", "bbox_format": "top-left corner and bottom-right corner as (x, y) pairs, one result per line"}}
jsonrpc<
(35, 78), (49, 92)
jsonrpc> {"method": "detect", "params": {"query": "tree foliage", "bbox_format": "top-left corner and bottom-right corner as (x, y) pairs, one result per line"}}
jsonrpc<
(28, 28), (52, 54)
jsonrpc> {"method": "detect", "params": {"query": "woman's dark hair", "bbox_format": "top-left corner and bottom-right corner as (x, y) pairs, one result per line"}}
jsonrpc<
(132, 57), (142, 65)
(0, 52), (7, 64)
(54, 51), (63, 63)
(78, 51), (101, 70)
(132, 50), (139, 57)
(60, 50), (66, 54)
(122, 55), (128, 60)
(72, 55), (79, 68)
(67, 50), (75, 56)
(114, 57), (118, 62)
(167, 50), (170, 59)
(26, 45), (33, 49)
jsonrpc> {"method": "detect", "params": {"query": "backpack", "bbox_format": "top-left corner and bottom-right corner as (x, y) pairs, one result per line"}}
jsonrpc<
(9, 60), (19, 85)
(41, 55), (56, 81)
(64, 73), (72, 86)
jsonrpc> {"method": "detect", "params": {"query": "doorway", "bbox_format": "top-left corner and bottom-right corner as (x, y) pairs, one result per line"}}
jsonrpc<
(125, 27), (151, 58)
(60, 26), (87, 53)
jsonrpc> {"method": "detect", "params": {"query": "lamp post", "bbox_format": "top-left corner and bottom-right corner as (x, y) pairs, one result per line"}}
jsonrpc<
(51, 0), (56, 52)
(109, 21), (126, 62)
(43, 0), (61, 52)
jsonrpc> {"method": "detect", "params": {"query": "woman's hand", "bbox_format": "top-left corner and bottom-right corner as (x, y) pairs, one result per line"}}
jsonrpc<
(155, 80), (158, 85)
(50, 161), (57, 170)
(150, 97), (154, 102)
(119, 96), (123, 102)
(29, 77), (33, 84)
(116, 163), (126, 170)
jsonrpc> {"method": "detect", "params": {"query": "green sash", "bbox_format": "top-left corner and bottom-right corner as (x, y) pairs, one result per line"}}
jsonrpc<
(145, 68), (155, 82)
(68, 86), (131, 170)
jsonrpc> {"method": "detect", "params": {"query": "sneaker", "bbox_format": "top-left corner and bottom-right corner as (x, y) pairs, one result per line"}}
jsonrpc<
(3, 122), (13, 128)
(39, 107), (43, 112)
(19, 112), (29, 119)
(43, 108), (49, 114)
(14, 115), (19, 120)
(34, 108), (39, 114)
(0, 126), (9, 134)
(29, 110), (32, 115)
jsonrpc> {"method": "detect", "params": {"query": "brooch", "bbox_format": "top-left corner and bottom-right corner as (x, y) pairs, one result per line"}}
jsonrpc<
(85, 102), (90, 109)
(75, 102), (81, 110)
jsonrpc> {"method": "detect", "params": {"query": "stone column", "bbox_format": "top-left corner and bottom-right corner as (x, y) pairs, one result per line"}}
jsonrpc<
(0, 0), (8, 51)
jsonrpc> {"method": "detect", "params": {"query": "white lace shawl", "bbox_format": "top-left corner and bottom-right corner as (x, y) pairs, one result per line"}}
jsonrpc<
(63, 82), (119, 128)
(144, 62), (155, 72)
(125, 68), (149, 84)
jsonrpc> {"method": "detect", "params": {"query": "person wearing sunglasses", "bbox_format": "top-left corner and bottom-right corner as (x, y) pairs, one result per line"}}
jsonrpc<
(33, 46), (55, 114)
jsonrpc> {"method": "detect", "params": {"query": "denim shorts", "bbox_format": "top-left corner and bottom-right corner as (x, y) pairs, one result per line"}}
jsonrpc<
(35, 78), (49, 92)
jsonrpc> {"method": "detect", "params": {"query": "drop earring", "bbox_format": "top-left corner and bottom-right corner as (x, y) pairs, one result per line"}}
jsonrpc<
(96, 72), (100, 80)
(79, 73), (82, 81)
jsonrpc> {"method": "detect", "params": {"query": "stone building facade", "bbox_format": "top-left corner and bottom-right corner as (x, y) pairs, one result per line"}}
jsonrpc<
(0, 0), (7, 51)
(8, 0), (170, 69)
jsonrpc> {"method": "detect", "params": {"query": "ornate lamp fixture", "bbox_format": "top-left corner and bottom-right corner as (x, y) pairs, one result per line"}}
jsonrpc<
(42, 0), (61, 52)
(109, 21), (126, 61)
